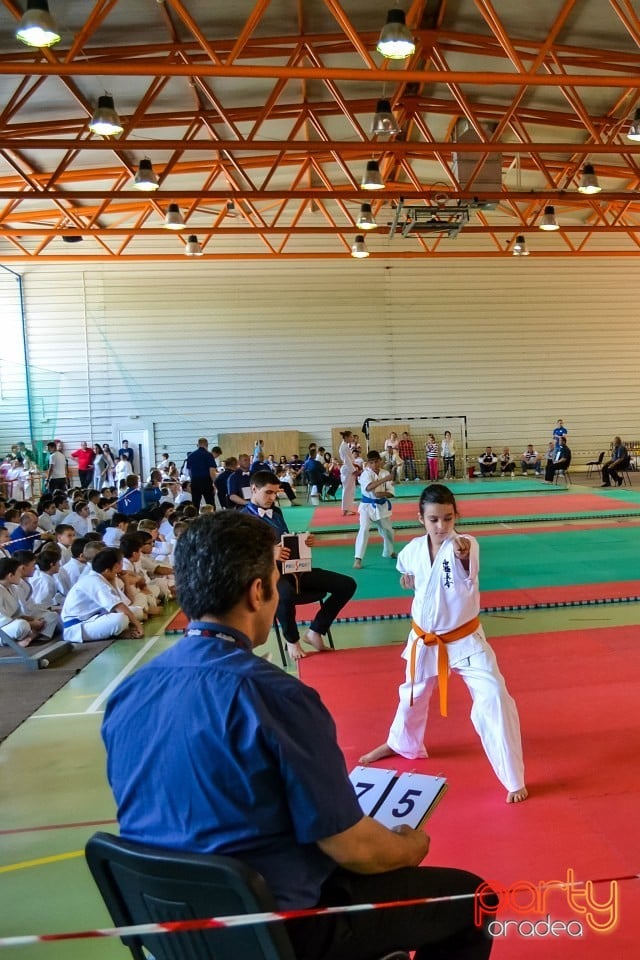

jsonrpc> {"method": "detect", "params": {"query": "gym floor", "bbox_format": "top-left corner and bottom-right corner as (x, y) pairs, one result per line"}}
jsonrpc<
(2, 471), (639, 959)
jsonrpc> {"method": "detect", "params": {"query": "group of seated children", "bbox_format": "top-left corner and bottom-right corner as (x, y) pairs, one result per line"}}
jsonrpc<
(0, 491), (196, 649)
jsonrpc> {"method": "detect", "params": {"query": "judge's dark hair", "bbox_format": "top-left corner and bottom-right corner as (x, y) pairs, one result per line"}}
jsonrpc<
(250, 470), (279, 489)
(174, 512), (276, 619)
(418, 483), (459, 516)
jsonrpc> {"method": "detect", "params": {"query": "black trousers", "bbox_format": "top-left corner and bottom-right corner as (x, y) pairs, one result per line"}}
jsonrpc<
(276, 568), (356, 642)
(285, 866), (495, 960)
(191, 476), (215, 511)
(78, 468), (93, 488)
(601, 461), (625, 485)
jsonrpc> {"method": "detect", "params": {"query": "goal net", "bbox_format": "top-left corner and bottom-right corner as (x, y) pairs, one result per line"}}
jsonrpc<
(362, 416), (468, 481)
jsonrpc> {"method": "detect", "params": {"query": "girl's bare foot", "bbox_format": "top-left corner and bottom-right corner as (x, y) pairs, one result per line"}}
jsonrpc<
(353, 558), (362, 569)
(287, 641), (306, 660)
(359, 743), (398, 765)
(18, 634), (36, 648)
(303, 630), (330, 652)
(506, 786), (528, 803)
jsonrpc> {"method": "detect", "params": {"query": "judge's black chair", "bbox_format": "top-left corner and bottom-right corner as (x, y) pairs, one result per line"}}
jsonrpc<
(586, 451), (604, 478)
(85, 832), (409, 960)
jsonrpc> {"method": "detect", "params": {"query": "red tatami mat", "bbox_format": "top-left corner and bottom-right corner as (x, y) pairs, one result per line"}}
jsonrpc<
(311, 492), (640, 528)
(299, 629), (640, 958)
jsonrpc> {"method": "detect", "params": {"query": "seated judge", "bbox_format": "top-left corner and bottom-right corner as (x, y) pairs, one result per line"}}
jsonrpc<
(545, 435), (572, 482)
(601, 436), (629, 488)
(243, 470), (356, 660)
(101, 511), (495, 960)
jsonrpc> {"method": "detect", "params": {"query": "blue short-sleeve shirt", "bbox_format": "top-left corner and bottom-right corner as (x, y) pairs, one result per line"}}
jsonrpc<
(101, 624), (363, 909)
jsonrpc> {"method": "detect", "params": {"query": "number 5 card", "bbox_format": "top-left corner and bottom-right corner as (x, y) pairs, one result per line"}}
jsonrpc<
(349, 767), (447, 829)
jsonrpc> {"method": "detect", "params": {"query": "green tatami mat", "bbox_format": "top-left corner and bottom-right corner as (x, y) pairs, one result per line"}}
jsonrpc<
(313, 524), (640, 598)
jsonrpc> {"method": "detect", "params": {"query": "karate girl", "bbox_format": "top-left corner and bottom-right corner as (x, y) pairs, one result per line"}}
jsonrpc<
(360, 483), (527, 803)
(353, 450), (395, 569)
(338, 429), (358, 516)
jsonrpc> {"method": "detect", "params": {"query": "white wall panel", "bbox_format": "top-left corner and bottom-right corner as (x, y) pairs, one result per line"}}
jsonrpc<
(0, 272), (30, 454)
(2, 257), (639, 467)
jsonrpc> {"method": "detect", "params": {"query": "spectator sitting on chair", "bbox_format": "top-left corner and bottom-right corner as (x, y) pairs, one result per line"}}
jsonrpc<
(101, 510), (495, 960)
(521, 445), (542, 475)
(499, 447), (516, 476)
(601, 436), (629, 487)
(545, 436), (572, 482)
(478, 447), (497, 477)
(303, 452), (326, 498)
(243, 471), (356, 661)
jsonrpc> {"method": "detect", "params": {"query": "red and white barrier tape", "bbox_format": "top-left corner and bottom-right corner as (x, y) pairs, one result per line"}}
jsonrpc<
(0, 874), (638, 948)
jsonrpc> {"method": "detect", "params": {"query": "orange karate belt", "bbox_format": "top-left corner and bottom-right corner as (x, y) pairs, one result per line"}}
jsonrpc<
(409, 616), (481, 717)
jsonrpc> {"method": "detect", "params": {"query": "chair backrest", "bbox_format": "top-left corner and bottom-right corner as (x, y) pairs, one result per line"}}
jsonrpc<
(598, 451), (605, 464)
(85, 832), (298, 960)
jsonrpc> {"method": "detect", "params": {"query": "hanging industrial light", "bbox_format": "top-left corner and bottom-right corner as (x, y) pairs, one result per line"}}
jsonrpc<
(361, 159), (385, 190)
(627, 108), (640, 142)
(163, 204), (185, 231)
(185, 235), (203, 256)
(16, 0), (60, 47)
(356, 203), (377, 230)
(578, 163), (601, 195)
(377, 8), (415, 60)
(512, 235), (529, 256)
(88, 95), (124, 137)
(350, 235), (370, 259)
(371, 98), (400, 137)
(133, 158), (159, 191)
(539, 205), (559, 231)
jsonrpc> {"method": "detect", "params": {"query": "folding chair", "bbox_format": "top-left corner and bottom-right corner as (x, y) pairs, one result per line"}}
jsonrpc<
(85, 832), (297, 960)
(86, 832), (409, 960)
(586, 452), (604, 478)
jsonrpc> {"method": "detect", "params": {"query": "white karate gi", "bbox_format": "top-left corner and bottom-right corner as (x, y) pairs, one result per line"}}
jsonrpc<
(138, 552), (172, 600)
(61, 570), (129, 643)
(0, 582), (31, 644)
(30, 567), (60, 608)
(115, 459), (133, 486)
(339, 440), (357, 512)
(62, 512), (92, 536)
(102, 526), (124, 548)
(63, 557), (89, 587)
(121, 557), (160, 609)
(12, 579), (60, 639)
(354, 467), (395, 561)
(387, 533), (525, 793)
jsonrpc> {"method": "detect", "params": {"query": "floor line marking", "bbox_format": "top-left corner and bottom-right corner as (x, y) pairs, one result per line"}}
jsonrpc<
(0, 851), (84, 874)
(86, 633), (163, 714)
(29, 711), (105, 720)
(0, 819), (116, 837)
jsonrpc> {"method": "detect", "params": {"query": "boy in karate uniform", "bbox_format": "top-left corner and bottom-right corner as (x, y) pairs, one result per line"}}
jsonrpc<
(11, 551), (61, 639)
(61, 548), (144, 643)
(353, 450), (396, 569)
(0, 558), (43, 647)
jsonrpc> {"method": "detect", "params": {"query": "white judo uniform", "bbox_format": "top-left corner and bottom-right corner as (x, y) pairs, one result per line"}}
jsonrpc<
(13, 579), (60, 639)
(61, 570), (129, 644)
(387, 533), (525, 793)
(0, 582), (31, 644)
(339, 439), (357, 513)
(354, 467), (395, 561)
